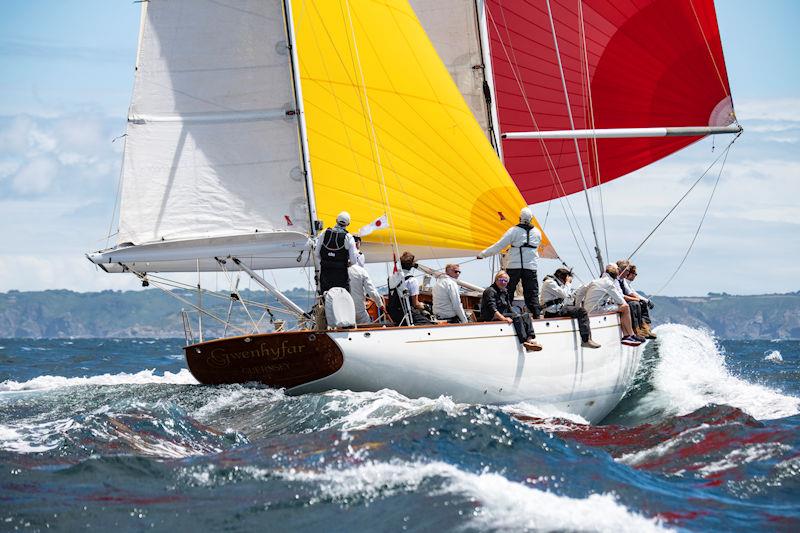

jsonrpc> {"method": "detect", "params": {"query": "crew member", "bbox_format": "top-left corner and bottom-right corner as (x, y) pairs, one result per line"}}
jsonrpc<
(432, 264), (469, 323)
(387, 252), (432, 326)
(578, 264), (643, 345)
(348, 263), (384, 324)
(477, 207), (542, 318)
(354, 236), (366, 267)
(541, 268), (600, 348)
(479, 270), (542, 352)
(315, 211), (358, 294)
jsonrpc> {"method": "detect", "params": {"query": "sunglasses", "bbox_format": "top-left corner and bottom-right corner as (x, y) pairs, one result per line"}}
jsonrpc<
(496, 278), (509, 284)
(453, 270), (461, 274)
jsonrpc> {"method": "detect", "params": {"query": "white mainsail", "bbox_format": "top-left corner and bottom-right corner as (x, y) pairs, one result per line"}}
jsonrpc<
(92, 0), (312, 272)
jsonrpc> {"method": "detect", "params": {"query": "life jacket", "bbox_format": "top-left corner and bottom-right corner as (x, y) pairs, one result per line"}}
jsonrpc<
(512, 223), (538, 266)
(320, 228), (349, 269)
(387, 272), (414, 325)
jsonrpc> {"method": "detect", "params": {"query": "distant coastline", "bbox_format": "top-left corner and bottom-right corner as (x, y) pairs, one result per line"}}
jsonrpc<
(1, 289), (798, 340)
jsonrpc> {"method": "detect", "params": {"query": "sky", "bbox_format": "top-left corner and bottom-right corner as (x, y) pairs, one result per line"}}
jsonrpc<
(0, 0), (798, 297)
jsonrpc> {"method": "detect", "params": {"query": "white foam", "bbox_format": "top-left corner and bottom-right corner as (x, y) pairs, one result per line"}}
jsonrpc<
(764, 350), (783, 363)
(318, 389), (464, 431)
(0, 418), (77, 453)
(275, 460), (664, 532)
(192, 386), (286, 420)
(0, 368), (198, 392)
(502, 402), (591, 427)
(635, 325), (799, 420)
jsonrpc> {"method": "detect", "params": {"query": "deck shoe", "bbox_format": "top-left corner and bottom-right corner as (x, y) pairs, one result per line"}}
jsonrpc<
(621, 335), (642, 346)
(581, 339), (601, 349)
(523, 340), (543, 352)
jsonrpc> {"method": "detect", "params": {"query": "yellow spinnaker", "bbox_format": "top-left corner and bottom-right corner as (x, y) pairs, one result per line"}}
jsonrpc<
(293, 0), (554, 259)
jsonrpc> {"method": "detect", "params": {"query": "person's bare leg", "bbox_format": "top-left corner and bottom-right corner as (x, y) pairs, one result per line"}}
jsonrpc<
(619, 304), (634, 336)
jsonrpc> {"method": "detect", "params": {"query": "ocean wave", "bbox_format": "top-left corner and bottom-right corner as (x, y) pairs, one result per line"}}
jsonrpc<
(274, 460), (665, 532)
(0, 368), (198, 392)
(317, 389), (463, 431)
(764, 350), (783, 363)
(633, 325), (800, 421)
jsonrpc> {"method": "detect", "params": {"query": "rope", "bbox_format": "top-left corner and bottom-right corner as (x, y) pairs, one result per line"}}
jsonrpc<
(653, 138), (733, 295)
(626, 131), (741, 262)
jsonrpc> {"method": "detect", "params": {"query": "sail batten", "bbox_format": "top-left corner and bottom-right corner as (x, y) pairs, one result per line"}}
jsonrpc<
(128, 109), (290, 124)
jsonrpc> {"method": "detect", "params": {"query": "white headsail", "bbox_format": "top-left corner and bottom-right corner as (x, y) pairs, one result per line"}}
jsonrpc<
(91, 0), (312, 272)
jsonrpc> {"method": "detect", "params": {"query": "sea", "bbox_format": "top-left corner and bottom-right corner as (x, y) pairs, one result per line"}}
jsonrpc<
(0, 324), (798, 532)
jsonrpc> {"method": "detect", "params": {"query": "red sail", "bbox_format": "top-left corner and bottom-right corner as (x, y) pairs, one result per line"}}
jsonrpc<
(486, 0), (734, 204)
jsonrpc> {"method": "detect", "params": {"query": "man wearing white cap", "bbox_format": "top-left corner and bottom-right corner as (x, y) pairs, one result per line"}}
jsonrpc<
(315, 211), (359, 293)
(477, 207), (543, 318)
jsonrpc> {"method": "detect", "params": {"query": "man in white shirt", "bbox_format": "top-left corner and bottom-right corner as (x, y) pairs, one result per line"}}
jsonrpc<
(580, 264), (642, 345)
(348, 264), (384, 324)
(477, 207), (542, 318)
(432, 264), (469, 323)
(353, 236), (366, 267)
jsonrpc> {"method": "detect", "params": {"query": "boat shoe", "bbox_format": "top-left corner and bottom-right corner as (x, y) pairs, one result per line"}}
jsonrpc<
(581, 339), (601, 349)
(621, 335), (642, 346)
(523, 340), (543, 352)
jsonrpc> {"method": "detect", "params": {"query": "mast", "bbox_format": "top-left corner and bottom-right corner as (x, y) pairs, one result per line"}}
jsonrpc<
(282, 0), (318, 238)
(475, 0), (503, 159)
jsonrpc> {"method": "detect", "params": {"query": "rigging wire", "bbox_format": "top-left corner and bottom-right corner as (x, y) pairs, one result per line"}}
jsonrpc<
(577, 0), (610, 263)
(545, 0), (604, 276)
(488, 4), (597, 277)
(342, 0), (402, 265)
(626, 131), (741, 262)
(486, 5), (592, 272)
(653, 139), (733, 296)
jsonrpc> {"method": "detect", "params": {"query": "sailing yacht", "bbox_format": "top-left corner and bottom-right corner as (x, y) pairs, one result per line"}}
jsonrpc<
(88, 0), (739, 424)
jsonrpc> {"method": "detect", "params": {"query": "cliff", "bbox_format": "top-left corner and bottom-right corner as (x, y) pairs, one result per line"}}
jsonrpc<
(0, 289), (798, 339)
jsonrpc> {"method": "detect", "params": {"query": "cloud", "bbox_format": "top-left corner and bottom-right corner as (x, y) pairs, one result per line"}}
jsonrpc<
(0, 254), (141, 292)
(0, 113), (123, 198)
(0, 37), (131, 63)
(736, 98), (800, 123)
(11, 156), (59, 194)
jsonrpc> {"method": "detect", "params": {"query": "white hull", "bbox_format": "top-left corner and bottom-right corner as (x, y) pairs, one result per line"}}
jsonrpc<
(289, 312), (646, 424)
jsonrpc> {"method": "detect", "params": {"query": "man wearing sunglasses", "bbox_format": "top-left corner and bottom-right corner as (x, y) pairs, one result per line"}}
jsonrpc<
(479, 270), (542, 352)
(432, 263), (469, 324)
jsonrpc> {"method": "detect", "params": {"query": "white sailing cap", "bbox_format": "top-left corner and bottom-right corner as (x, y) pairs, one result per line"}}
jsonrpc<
(336, 211), (351, 226)
(519, 207), (533, 223)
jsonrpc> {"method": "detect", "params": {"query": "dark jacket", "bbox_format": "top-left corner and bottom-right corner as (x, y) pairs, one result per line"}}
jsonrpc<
(480, 283), (512, 321)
